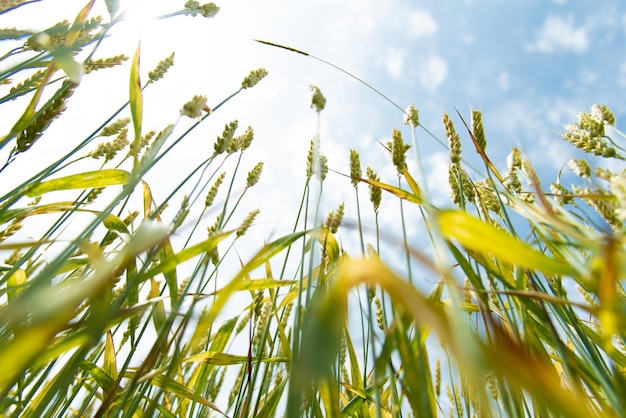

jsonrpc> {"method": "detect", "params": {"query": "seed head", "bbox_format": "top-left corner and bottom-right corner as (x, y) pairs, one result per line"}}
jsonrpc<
(471, 110), (486, 150)
(0, 27), (28, 39)
(214, 120), (238, 155)
(246, 162), (263, 188)
(476, 179), (500, 215)
(317, 154), (328, 181)
(90, 128), (129, 161)
(172, 196), (190, 231)
(184, 1), (220, 18)
(366, 166), (382, 212)
(506, 148), (522, 171)
(148, 52), (175, 83)
(503, 170), (522, 194)
(575, 186), (620, 231)
(562, 104), (623, 159)
(306, 139), (315, 180)
(567, 159), (591, 178)
(15, 81), (75, 154)
(387, 129), (410, 174)
(448, 164), (475, 206)
(325, 203), (345, 234)
(237, 126), (254, 151)
(309, 85), (326, 112)
(237, 209), (260, 237)
(180, 95), (208, 119)
(349, 149), (361, 188)
(241, 68), (268, 89)
(403, 104), (419, 128)
(205, 172), (226, 207)
(443, 112), (461, 164)
(550, 182), (573, 205)
(10, 69), (45, 95)
(85, 54), (128, 74)
(101, 118), (130, 137)
(591, 103), (615, 126)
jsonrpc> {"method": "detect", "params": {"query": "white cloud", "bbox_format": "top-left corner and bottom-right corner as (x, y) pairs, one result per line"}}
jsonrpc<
(384, 47), (407, 79)
(461, 34), (476, 44)
(579, 69), (597, 84)
(424, 151), (451, 206)
(497, 72), (510, 91)
(418, 55), (448, 90)
(406, 10), (438, 39)
(526, 15), (589, 54)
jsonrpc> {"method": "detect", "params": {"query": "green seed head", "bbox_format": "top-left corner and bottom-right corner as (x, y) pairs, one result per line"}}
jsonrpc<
(349, 149), (361, 188)
(309, 85), (326, 112)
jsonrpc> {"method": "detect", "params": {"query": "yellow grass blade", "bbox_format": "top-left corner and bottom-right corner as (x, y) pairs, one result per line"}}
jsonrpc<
(25, 169), (130, 196)
(401, 167), (422, 199)
(357, 176), (423, 204)
(129, 43), (143, 168)
(6, 268), (26, 301)
(436, 210), (578, 277)
(332, 257), (594, 418)
(183, 352), (288, 365)
(209, 278), (298, 294)
(104, 330), (117, 380)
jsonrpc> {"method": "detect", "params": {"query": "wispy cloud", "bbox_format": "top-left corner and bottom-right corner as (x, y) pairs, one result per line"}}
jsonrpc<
(406, 9), (438, 39)
(384, 46), (408, 79)
(418, 55), (448, 90)
(525, 14), (589, 54)
(425, 151), (451, 206)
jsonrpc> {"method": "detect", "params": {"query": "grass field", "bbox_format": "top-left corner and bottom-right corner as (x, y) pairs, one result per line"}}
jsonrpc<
(0, 2), (625, 417)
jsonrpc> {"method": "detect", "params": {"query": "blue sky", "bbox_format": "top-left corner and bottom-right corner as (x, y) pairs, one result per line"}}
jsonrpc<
(2, 0), (625, 253)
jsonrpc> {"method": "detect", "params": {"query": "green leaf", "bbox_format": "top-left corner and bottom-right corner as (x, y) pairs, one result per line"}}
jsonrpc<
(26, 169), (130, 196)
(103, 213), (130, 235)
(80, 360), (118, 393)
(129, 43), (143, 166)
(130, 372), (226, 415)
(104, 331), (117, 380)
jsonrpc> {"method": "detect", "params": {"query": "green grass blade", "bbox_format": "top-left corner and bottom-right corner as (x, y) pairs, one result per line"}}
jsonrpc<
(25, 169), (130, 196)
(129, 43), (143, 167)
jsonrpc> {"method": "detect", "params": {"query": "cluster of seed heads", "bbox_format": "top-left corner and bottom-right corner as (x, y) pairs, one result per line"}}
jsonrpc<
(561, 103), (623, 159)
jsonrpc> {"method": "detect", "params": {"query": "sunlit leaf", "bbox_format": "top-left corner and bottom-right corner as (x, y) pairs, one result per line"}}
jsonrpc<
(437, 210), (578, 277)
(129, 43), (142, 167)
(52, 49), (83, 83)
(26, 169), (130, 196)
(104, 331), (117, 380)
(6, 269), (26, 301)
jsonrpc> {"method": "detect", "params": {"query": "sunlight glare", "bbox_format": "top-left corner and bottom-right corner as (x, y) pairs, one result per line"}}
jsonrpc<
(112, 0), (161, 44)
